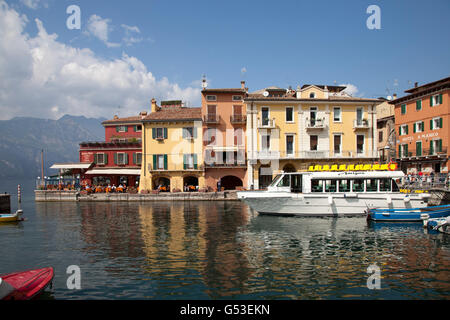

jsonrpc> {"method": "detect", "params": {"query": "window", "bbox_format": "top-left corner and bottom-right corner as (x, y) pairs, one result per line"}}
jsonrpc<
(416, 141), (422, 157)
(94, 153), (107, 165)
(134, 125), (142, 132)
(333, 107), (341, 122)
(378, 131), (383, 143)
(134, 152), (142, 165)
(261, 107), (269, 126)
(311, 179), (323, 192)
(379, 179), (391, 192)
(116, 125), (127, 132)
(234, 128), (243, 146)
(232, 95), (242, 101)
(334, 135), (341, 155)
(365, 179), (378, 192)
(153, 154), (167, 170)
(310, 135), (318, 151)
(183, 127), (195, 139)
(401, 104), (406, 114)
(400, 124), (408, 136)
(309, 107), (317, 126)
(286, 107), (294, 122)
(399, 144), (408, 158)
(116, 153), (128, 165)
(430, 139), (443, 155)
(277, 175), (290, 187)
(262, 134), (270, 150)
(414, 121), (423, 133)
(153, 127), (167, 140)
(356, 135), (365, 154)
(352, 179), (364, 192)
(356, 107), (363, 123)
(183, 154), (197, 169)
(430, 94), (442, 106)
(430, 117), (443, 130)
(416, 100), (422, 110)
(325, 180), (338, 192)
(206, 95), (217, 101)
(309, 92), (316, 98)
(286, 135), (294, 155)
(339, 180), (351, 192)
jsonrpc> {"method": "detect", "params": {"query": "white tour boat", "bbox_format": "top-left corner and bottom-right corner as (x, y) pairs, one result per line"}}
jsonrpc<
(237, 170), (430, 217)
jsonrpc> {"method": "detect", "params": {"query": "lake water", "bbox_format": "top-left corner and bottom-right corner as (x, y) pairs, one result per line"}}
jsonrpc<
(1, 179), (449, 300)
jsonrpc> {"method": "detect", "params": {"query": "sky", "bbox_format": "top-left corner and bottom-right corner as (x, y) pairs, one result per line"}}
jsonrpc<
(0, 0), (449, 120)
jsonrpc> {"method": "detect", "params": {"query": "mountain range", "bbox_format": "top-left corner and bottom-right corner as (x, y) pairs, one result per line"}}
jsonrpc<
(0, 115), (106, 179)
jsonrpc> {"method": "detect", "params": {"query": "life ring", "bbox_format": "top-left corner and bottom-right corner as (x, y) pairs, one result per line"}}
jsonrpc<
(388, 162), (398, 171)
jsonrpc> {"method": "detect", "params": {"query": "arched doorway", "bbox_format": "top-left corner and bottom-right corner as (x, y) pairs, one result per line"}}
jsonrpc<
(283, 163), (296, 172)
(220, 175), (243, 190)
(153, 176), (170, 192)
(183, 176), (199, 192)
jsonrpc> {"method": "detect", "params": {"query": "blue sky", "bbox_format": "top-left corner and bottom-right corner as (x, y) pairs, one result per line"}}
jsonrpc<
(1, 0), (449, 119)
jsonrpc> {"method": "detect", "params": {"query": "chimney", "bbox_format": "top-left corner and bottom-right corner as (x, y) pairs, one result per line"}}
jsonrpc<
(151, 98), (159, 113)
(393, 93), (397, 100)
(241, 80), (246, 89)
(140, 111), (147, 119)
(113, 115), (119, 120)
(414, 82), (418, 88)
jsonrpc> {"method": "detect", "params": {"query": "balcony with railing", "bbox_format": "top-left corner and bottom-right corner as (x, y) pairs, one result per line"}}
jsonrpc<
(257, 118), (276, 129)
(305, 117), (326, 130)
(353, 119), (370, 130)
(255, 150), (280, 159)
(203, 113), (220, 124)
(230, 114), (246, 124)
(398, 148), (447, 159)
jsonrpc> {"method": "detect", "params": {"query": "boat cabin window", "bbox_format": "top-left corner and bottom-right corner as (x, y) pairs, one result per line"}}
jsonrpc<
(277, 175), (290, 187)
(324, 180), (338, 192)
(291, 174), (302, 193)
(365, 179), (378, 192)
(338, 179), (351, 192)
(311, 179), (324, 192)
(379, 178), (391, 192)
(269, 174), (282, 187)
(392, 179), (400, 192)
(352, 179), (364, 192)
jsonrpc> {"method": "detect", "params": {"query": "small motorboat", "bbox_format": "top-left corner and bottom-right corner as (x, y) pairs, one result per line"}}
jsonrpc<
(0, 210), (24, 223)
(0, 267), (54, 300)
(366, 204), (450, 222)
(423, 216), (450, 234)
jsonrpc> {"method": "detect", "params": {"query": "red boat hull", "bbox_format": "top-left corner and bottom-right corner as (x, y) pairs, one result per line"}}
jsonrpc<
(1, 267), (54, 300)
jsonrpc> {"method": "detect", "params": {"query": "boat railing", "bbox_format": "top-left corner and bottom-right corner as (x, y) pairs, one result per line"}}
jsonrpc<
(400, 173), (449, 191)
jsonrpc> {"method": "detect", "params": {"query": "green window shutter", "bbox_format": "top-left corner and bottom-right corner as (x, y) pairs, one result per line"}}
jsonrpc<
(124, 126), (128, 132)
(430, 119), (433, 130)
(193, 154), (198, 169)
(104, 154), (108, 165)
(164, 154), (168, 170)
(124, 154), (128, 165)
(430, 141), (433, 155)
(153, 155), (157, 170)
(430, 96), (433, 107)
(163, 128), (168, 139)
(421, 121), (424, 131)
(416, 100), (421, 110)
(398, 145), (402, 158)
(439, 94), (443, 105)
(133, 125), (137, 132)
(413, 123), (416, 133)
(116, 126), (119, 133)
(94, 153), (98, 164)
(401, 104), (406, 114)
(416, 142), (421, 156)
(439, 117), (443, 128)
(133, 153), (136, 164)
(152, 128), (156, 139)
(114, 153), (118, 165)
(439, 139), (442, 152)
(405, 125), (408, 134)
(183, 154), (187, 170)
(405, 144), (408, 157)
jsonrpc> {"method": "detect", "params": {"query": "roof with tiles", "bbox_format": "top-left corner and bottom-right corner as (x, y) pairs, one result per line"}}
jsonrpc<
(142, 106), (202, 122)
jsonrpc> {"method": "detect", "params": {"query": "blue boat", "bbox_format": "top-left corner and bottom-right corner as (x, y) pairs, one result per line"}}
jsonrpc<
(423, 216), (450, 234)
(366, 204), (450, 222)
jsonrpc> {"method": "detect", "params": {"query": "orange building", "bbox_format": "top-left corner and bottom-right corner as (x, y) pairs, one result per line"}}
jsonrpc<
(390, 76), (449, 174)
(201, 80), (248, 190)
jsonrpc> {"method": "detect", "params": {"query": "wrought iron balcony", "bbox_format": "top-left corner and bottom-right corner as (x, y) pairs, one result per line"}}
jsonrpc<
(203, 114), (220, 124)
(230, 114), (246, 124)
(257, 118), (276, 129)
(305, 118), (326, 130)
(353, 119), (370, 129)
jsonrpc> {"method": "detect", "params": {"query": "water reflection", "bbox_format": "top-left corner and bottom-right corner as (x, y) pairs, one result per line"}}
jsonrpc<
(29, 200), (450, 299)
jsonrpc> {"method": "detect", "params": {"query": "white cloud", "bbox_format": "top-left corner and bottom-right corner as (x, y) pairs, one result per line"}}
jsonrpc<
(86, 14), (120, 48)
(121, 24), (144, 46)
(0, 1), (201, 120)
(340, 83), (359, 97)
(20, 0), (40, 9)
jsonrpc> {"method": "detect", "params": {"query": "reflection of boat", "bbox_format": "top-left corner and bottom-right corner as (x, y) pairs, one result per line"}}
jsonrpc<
(0, 267), (54, 300)
(237, 170), (429, 217)
(0, 210), (24, 223)
(367, 204), (450, 222)
(423, 216), (450, 234)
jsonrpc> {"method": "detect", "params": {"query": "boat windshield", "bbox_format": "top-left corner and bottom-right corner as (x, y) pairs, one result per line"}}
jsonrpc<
(269, 174), (283, 187)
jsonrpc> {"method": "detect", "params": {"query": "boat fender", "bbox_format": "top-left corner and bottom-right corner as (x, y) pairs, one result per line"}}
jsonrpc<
(328, 195), (333, 205)
(386, 195), (392, 205)
(403, 195), (410, 203)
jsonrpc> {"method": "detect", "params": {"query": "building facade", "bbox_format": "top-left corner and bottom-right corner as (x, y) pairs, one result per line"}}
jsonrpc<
(201, 81), (248, 190)
(376, 98), (396, 163)
(139, 99), (204, 192)
(245, 84), (381, 189)
(391, 76), (449, 174)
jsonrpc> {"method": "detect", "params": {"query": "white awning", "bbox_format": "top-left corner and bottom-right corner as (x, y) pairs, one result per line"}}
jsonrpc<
(50, 163), (93, 170)
(85, 169), (141, 175)
(210, 146), (239, 152)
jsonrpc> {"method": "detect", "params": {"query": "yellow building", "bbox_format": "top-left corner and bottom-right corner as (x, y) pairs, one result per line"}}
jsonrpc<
(139, 99), (204, 192)
(245, 85), (382, 189)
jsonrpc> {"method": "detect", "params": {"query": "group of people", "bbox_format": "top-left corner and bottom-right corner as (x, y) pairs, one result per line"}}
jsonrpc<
(403, 172), (449, 189)
(84, 184), (128, 193)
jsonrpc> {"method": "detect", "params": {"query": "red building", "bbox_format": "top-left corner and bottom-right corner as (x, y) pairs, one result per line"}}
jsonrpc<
(79, 113), (146, 188)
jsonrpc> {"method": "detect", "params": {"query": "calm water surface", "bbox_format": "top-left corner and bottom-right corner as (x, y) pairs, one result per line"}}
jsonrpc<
(1, 180), (449, 299)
